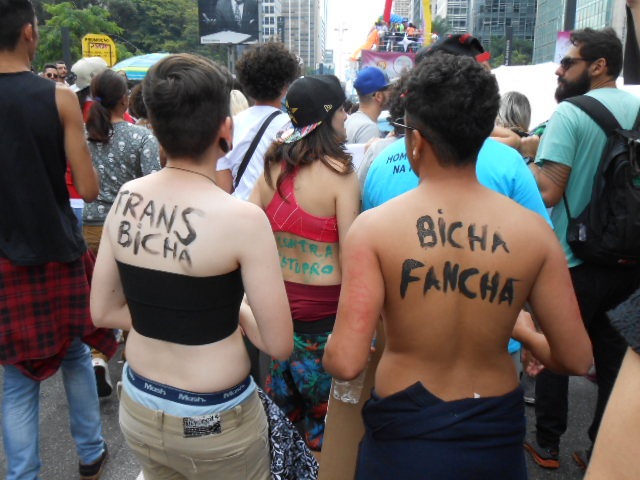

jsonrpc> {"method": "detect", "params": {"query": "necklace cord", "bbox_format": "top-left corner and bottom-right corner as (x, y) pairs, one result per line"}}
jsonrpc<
(164, 166), (217, 185)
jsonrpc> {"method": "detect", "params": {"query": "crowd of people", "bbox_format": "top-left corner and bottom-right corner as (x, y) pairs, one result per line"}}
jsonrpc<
(2, 0), (640, 479)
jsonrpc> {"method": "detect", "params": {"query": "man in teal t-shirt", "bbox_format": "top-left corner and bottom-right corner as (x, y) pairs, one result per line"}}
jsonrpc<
(526, 27), (640, 471)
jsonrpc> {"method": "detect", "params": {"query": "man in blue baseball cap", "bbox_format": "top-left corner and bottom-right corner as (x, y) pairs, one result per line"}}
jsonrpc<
(346, 66), (391, 143)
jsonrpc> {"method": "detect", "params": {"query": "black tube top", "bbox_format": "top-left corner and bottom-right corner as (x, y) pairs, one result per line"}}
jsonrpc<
(116, 261), (244, 345)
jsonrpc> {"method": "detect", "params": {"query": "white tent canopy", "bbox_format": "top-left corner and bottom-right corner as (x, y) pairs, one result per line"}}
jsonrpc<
(492, 62), (640, 129)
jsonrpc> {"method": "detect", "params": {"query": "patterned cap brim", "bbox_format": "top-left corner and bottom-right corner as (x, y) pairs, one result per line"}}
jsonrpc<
(277, 121), (322, 144)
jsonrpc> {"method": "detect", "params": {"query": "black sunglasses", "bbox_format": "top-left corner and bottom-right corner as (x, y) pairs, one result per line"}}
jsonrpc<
(390, 117), (432, 141)
(559, 56), (592, 71)
(45, 72), (59, 79)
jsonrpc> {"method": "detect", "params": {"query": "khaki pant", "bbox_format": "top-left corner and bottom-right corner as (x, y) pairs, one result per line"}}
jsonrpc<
(119, 386), (270, 480)
(83, 224), (111, 360)
(83, 223), (125, 360)
(82, 224), (103, 255)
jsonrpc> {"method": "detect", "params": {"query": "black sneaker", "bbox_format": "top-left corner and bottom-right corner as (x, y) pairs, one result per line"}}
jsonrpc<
(524, 440), (560, 469)
(79, 445), (108, 480)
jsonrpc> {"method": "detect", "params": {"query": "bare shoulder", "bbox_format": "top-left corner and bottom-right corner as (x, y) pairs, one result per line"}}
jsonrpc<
(316, 156), (358, 193)
(54, 83), (79, 106)
(121, 175), (142, 189)
(485, 192), (560, 268)
(225, 195), (271, 229)
(324, 155), (354, 176)
(345, 206), (386, 245)
(54, 84), (81, 120)
(499, 193), (554, 239)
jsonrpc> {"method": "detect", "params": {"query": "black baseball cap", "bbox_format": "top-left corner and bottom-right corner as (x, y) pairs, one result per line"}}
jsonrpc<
(417, 33), (491, 64)
(278, 75), (346, 144)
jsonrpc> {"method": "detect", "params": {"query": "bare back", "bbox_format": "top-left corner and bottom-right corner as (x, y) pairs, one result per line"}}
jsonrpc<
(252, 159), (360, 286)
(325, 176), (585, 402)
(94, 168), (290, 392)
(372, 181), (552, 399)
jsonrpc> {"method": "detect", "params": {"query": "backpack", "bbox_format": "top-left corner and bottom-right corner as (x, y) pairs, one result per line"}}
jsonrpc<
(563, 95), (640, 267)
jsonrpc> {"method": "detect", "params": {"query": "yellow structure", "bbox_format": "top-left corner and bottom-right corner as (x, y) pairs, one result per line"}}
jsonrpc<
(81, 34), (117, 67)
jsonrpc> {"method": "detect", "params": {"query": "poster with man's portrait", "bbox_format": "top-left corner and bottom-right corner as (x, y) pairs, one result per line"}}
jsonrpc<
(198, 0), (259, 44)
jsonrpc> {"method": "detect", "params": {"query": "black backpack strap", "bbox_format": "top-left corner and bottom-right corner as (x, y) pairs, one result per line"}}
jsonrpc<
(563, 193), (573, 220)
(564, 95), (621, 135)
(561, 96), (620, 222)
(234, 110), (283, 189)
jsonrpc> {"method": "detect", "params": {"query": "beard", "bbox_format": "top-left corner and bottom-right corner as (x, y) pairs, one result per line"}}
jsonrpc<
(555, 69), (591, 102)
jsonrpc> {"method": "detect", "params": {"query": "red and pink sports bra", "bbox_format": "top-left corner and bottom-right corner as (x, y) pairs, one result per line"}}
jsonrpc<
(265, 168), (339, 243)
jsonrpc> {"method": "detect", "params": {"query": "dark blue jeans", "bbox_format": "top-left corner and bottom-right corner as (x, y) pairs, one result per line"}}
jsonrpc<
(535, 262), (640, 449)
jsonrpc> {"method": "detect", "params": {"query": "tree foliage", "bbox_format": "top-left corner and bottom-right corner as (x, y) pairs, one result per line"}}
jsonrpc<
(34, 2), (129, 70)
(33, 0), (227, 72)
(106, 0), (226, 64)
(488, 36), (533, 67)
(431, 16), (449, 38)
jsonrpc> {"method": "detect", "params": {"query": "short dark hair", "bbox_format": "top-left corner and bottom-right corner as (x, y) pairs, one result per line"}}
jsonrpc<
(264, 108), (352, 195)
(387, 76), (409, 135)
(43, 63), (57, 71)
(86, 69), (128, 143)
(236, 42), (300, 102)
(0, 0), (35, 51)
(143, 53), (232, 159)
(571, 27), (623, 79)
(403, 53), (500, 167)
(127, 83), (147, 120)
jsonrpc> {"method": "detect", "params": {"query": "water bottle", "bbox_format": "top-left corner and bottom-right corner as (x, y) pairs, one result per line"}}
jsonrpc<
(332, 359), (369, 404)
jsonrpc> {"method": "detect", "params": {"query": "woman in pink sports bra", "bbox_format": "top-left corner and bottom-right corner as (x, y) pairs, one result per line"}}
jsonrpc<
(251, 75), (360, 454)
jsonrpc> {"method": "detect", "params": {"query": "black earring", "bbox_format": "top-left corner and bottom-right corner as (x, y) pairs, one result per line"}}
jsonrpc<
(219, 139), (230, 153)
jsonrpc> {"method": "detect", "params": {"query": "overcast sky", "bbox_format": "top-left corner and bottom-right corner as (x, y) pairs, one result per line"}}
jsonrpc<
(326, 0), (386, 76)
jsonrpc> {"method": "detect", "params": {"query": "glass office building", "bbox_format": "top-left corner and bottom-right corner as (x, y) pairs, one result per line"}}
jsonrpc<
(281, 0), (327, 72)
(472, 0), (537, 51)
(533, 0), (620, 64)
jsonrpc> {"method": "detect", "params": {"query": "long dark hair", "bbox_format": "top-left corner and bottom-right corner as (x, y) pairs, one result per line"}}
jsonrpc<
(264, 109), (352, 197)
(86, 70), (128, 144)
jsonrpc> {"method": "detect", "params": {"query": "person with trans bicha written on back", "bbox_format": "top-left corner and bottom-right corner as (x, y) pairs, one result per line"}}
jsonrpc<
(91, 53), (293, 480)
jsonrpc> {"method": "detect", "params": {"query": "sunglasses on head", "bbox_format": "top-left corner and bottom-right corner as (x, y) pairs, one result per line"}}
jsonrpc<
(559, 56), (592, 71)
(45, 72), (59, 79)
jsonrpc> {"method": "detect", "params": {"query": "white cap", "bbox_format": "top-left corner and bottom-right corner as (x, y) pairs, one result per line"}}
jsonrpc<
(70, 57), (108, 93)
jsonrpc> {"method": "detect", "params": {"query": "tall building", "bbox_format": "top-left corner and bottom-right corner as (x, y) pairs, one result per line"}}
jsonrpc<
(433, 0), (448, 19)
(280, 0), (327, 72)
(393, 0), (411, 19)
(438, 0), (536, 45)
(472, 0), (537, 51)
(447, 0), (472, 33)
(531, 0), (565, 63)
(533, 0), (626, 64)
(261, 0), (281, 42)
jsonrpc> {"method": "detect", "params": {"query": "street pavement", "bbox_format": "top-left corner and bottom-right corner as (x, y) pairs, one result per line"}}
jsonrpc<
(0, 346), (597, 479)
